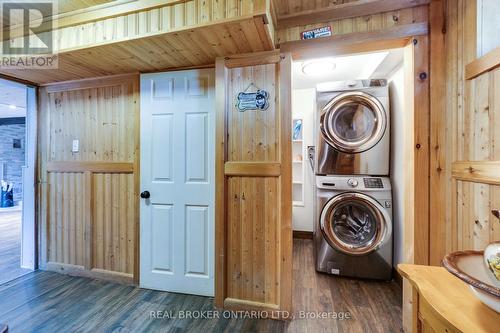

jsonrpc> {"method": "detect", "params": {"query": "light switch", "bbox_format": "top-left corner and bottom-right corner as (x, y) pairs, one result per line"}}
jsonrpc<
(72, 139), (79, 153)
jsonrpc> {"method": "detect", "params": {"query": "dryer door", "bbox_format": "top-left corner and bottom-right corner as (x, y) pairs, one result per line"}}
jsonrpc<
(320, 192), (391, 255)
(320, 91), (386, 153)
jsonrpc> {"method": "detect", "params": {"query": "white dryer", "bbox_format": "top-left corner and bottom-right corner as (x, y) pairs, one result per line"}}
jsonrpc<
(314, 79), (390, 176)
(314, 175), (393, 280)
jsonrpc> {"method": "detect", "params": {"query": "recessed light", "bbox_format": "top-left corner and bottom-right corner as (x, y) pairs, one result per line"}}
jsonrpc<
(8, 104), (16, 110)
(302, 60), (336, 76)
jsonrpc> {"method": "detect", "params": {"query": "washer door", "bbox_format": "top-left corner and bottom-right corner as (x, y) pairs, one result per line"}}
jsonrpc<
(320, 91), (387, 153)
(320, 192), (391, 255)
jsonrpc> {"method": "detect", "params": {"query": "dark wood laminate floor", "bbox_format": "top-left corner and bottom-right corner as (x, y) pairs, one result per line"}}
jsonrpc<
(0, 211), (31, 285)
(0, 239), (402, 333)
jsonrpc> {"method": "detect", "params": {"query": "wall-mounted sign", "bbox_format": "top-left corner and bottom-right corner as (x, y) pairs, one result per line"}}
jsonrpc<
(301, 26), (332, 40)
(236, 89), (269, 112)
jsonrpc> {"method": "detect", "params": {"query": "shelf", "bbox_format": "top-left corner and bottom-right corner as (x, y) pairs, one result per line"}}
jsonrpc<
(292, 118), (304, 207)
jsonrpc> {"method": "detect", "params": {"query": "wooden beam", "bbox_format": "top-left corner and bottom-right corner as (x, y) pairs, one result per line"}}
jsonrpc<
(465, 46), (500, 80)
(224, 50), (281, 68)
(46, 162), (134, 173)
(452, 161), (500, 185)
(224, 162), (281, 177)
(279, 22), (428, 60)
(43, 73), (139, 92)
(0, 73), (37, 87)
(277, 0), (430, 29)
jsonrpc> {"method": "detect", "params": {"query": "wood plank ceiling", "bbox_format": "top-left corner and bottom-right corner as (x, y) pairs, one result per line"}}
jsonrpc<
(58, 0), (116, 13)
(0, 16), (274, 84)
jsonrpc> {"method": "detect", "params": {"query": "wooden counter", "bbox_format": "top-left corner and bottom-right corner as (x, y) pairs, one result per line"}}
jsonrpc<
(398, 264), (499, 333)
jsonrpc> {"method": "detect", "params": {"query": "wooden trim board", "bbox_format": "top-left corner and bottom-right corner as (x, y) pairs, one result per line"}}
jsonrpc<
(214, 57), (227, 308)
(224, 162), (281, 177)
(465, 46), (500, 80)
(46, 162), (134, 173)
(42, 73), (140, 92)
(45, 262), (134, 285)
(279, 52), (293, 315)
(293, 230), (313, 239)
(451, 161), (500, 185)
(277, 0), (430, 29)
(224, 50), (281, 68)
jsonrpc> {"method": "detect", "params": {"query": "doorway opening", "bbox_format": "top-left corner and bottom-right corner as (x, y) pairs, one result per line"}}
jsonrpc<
(0, 78), (36, 284)
(289, 48), (408, 330)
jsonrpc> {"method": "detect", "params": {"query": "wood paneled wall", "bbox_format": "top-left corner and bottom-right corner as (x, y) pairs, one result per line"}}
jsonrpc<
(275, 5), (428, 44)
(452, 64), (500, 250)
(38, 74), (140, 284)
(430, 0), (499, 264)
(215, 51), (292, 314)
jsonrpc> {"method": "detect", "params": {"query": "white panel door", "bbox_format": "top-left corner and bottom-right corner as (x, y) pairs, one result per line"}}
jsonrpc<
(140, 69), (215, 296)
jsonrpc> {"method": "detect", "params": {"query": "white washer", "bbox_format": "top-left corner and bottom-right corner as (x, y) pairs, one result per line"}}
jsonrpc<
(314, 175), (393, 280)
(314, 79), (390, 176)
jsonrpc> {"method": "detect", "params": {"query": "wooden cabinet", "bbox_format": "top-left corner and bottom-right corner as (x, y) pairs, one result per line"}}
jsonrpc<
(398, 264), (499, 333)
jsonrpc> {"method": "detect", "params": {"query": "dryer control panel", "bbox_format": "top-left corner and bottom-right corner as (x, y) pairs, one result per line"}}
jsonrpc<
(363, 178), (384, 188)
(316, 175), (391, 192)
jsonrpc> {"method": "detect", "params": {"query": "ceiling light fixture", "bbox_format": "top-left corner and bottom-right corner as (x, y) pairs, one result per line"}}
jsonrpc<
(301, 59), (336, 76)
(8, 104), (16, 110)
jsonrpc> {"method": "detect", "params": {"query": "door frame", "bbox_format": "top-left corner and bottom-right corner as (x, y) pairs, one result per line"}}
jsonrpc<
(280, 34), (431, 264)
(278, 32), (430, 329)
(21, 85), (38, 270)
(0, 75), (38, 271)
(213, 37), (430, 314)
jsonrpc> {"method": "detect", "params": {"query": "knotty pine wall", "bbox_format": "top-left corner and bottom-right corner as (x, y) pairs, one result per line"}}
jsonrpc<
(429, 0), (499, 265)
(38, 74), (139, 283)
(453, 66), (500, 251)
(215, 52), (292, 313)
(275, 5), (428, 44)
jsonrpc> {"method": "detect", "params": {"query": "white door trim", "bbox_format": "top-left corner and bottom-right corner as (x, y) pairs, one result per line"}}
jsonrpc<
(21, 85), (36, 270)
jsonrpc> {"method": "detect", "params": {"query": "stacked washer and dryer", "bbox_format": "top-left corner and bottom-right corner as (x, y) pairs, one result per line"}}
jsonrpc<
(311, 79), (393, 280)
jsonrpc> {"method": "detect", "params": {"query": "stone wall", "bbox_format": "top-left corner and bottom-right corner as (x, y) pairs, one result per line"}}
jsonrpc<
(0, 122), (25, 203)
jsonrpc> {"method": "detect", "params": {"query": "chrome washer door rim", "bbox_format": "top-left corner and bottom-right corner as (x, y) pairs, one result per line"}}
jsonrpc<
(320, 91), (387, 153)
(320, 192), (391, 256)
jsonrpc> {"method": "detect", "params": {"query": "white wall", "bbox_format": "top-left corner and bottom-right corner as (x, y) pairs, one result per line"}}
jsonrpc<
(477, 0), (500, 56)
(389, 65), (405, 266)
(292, 88), (315, 232)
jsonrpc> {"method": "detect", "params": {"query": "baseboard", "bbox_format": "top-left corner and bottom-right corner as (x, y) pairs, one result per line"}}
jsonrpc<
(393, 267), (403, 287)
(44, 262), (135, 285)
(293, 230), (313, 239)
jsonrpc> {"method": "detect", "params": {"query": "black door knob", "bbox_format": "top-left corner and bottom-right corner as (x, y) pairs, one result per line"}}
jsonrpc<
(140, 191), (150, 199)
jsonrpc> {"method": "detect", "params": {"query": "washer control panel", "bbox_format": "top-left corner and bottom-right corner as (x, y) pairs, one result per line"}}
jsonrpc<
(347, 178), (358, 187)
(363, 178), (384, 189)
(316, 175), (391, 191)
